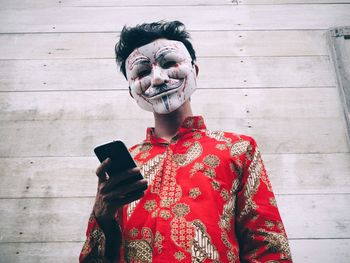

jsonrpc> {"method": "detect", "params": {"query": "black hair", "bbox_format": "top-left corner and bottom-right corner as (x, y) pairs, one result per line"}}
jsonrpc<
(115, 20), (196, 78)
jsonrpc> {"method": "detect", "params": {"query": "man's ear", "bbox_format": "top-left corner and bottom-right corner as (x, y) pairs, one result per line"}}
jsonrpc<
(128, 87), (134, 98)
(194, 64), (199, 77)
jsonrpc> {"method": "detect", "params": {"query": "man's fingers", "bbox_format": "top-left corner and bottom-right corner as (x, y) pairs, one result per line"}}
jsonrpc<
(96, 158), (111, 183)
(105, 190), (146, 208)
(102, 179), (148, 202)
(100, 167), (142, 193)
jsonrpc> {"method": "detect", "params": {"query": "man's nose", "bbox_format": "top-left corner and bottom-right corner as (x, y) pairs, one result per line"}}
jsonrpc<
(152, 65), (169, 86)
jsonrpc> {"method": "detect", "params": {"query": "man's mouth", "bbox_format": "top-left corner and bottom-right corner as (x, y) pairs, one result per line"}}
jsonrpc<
(142, 79), (185, 100)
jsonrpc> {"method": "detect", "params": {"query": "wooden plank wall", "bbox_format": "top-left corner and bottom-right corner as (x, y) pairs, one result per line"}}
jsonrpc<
(0, 0), (350, 262)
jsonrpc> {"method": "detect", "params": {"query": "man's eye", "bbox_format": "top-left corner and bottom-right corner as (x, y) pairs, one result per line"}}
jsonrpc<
(163, 61), (177, 69)
(137, 69), (150, 78)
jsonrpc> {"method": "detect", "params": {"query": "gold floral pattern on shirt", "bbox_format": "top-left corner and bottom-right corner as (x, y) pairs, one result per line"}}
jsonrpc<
(261, 169), (273, 192)
(203, 154), (220, 168)
(144, 200), (157, 212)
(125, 228), (154, 263)
(174, 251), (186, 261)
(124, 239), (152, 263)
(172, 203), (190, 217)
(155, 153), (182, 208)
(219, 179), (239, 231)
(221, 232), (239, 263)
(265, 220), (275, 229)
(190, 162), (204, 177)
(198, 117), (204, 129)
(204, 168), (216, 179)
(239, 148), (262, 220)
(183, 117), (194, 128)
(212, 180), (221, 191)
(205, 130), (232, 146)
(140, 151), (150, 159)
(127, 153), (166, 219)
(130, 143), (153, 159)
(142, 153), (166, 183)
(129, 144), (142, 158)
(245, 143), (254, 161)
(159, 209), (172, 220)
(129, 228), (139, 238)
(155, 231), (164, 253)
(227, 250), (238, 263)
(230, 162), (243, 179)
(216, 143), (227, 150)
(191, 220), (219, 262)
(193, 132), (202, 140)
(189, 187), (201, 199)
(80, 226), (105, 261)
(230, 140), (250, 157)
(81, 117), (292, 263)
(171, 217), (195, 251)
(173, 141), (202, 167)
(221, 232), (232, 249)
(151, 208), (159, 218)
(220, 189), (229, 201)
(183, 141), (192, 147)
(259, 229), (292, 260)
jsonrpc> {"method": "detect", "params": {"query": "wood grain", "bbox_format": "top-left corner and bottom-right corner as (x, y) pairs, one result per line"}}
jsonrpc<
(0, 56), (335, 91)
(0, 153), (349, 198)
(239, 0), (350, 4)
(1, 1), (350, 261)
(1, 239), (349, 263)
(0, 0), (233, 9)
(0, 30), (327, 59)
(0, 117), (348, 156)
(0, 88), (342, 121)
(0, 5), (349, 33)
(0, 195), (349, 243)
(0, 242), (83, 263)
(289, 239), (350, 263)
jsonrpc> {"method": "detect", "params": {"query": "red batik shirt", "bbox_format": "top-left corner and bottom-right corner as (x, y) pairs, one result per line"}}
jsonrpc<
(80, 116), (292, 263)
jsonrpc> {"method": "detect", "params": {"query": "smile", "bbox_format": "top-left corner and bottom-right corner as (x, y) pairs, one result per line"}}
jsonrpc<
(143, 79), (185, 100)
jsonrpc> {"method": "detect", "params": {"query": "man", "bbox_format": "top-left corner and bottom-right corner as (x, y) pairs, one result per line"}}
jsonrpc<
(80, 21), (292, 263)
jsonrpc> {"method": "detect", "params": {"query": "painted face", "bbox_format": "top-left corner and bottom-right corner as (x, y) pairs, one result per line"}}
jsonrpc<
(125, 39), (197, 114)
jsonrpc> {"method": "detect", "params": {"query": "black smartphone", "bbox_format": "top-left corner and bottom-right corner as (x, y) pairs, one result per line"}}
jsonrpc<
(94, 140), (140, 178)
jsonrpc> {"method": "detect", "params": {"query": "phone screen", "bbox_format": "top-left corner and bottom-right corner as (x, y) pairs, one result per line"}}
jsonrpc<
(94, 140), (138, 177)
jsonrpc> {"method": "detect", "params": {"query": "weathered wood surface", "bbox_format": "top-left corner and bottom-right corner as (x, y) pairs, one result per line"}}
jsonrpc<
(2, 0), (350, 9)
(0, 198), (92, 243)
(0, 88), (347, 155)
(289, 239), (350, 263)
(1, 239), (349, 263)
(0, 242), (83, 263)
(1, 117), (348, 156)
(0, 0), (233, 9)
(0, 153), (349, 198)
(1, 0), (350, 262)
(0, 88), (342, 121)
(0, 30), (328, 59)
(0, 56), (335, 91)
(239, 0), (350, 4)
(1, 5), (350, 33)
(0, 195), (349, 243)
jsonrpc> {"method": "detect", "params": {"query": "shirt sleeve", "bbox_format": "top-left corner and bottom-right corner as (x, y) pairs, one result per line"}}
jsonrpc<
(79, 212), (110, 263)
(235, 137), (293, 262)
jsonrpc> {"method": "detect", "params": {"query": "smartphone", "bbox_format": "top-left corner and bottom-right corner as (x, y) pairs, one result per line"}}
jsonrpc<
(94, 140), (140, 179)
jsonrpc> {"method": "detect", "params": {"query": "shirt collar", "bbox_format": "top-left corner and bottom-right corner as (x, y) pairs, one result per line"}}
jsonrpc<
(144, 116), (206, 144)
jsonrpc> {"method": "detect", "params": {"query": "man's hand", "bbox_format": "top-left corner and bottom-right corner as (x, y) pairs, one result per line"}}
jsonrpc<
(93, 158), (148, 226)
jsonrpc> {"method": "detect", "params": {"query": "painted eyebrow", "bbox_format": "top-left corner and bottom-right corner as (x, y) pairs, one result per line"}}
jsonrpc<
(129, 56), (151, 68)
(155, 47), (178, 61)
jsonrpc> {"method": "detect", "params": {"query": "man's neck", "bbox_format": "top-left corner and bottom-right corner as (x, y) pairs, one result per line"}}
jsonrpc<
(153, 101), (193, 142)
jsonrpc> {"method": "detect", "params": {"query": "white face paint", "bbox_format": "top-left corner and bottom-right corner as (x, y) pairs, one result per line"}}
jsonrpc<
(125, 39), (197, 114)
